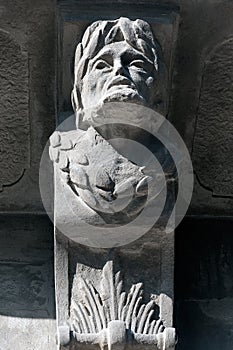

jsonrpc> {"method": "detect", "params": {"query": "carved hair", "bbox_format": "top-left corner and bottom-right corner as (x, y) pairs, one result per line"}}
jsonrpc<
(72, 17), (164, 114)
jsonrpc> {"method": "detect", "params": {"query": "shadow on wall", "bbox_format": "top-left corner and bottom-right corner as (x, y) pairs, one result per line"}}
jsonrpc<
(0, 214), (55, 319)
(175, 217), (233, 350)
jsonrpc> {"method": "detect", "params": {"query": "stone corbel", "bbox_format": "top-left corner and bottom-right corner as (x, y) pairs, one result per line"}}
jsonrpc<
(53, 15), (179, 350)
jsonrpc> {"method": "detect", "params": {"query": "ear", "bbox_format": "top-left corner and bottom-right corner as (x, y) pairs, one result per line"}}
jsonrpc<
(71, 87), (86, 129)
(71, 88), (78, 112)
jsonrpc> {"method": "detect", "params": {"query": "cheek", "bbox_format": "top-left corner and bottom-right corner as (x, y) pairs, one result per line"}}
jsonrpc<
(82, 76), (96, 94)
(129, 70), (153, 89)
(92, 72), (112, 92)
(81, 77), (101, 106)
(129, 70), (142, 84)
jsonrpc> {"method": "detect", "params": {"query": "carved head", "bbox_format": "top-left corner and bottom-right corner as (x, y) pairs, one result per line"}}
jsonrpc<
(72, 17), (166, 127)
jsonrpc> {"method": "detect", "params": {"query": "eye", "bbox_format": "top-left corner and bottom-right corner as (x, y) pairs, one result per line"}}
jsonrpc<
(128, 60), (146, 70)
(94, 59), (111, 70)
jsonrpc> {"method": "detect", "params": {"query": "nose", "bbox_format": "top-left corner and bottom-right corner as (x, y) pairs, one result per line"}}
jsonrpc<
(114, 59), (126, 76)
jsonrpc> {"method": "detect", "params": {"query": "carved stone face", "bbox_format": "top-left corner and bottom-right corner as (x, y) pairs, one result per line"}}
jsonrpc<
(80, 41), (155, 111)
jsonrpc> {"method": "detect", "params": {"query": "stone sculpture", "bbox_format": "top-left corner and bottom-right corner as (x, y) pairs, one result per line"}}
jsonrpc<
(51, 17), (176, 350)
(71, 17), (165, 128)
(51, 18), (168, 228)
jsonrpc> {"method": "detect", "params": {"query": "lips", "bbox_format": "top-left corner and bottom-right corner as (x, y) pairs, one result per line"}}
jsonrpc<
(103, 89), (143, 105)
(106, 76), (138, 97)
(107, 76), (133, 90)
(104, 86), (137, 99)
(102, 75), (143, 104)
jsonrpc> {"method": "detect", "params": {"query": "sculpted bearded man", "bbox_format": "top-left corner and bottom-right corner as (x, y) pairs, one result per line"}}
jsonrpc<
(50, 17), (167, 224)
(71, 17), (166, 129)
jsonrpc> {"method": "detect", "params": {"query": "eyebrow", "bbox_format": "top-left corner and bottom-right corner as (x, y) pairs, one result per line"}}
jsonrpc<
(92, 52), (114, 66)
(90, 47), (153, 67)
(122, 50), (153, 65)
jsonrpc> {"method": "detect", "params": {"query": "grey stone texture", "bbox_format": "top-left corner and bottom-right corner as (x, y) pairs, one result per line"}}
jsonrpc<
(57, 1), (179, 124)
(170, 0), (233, 215)
(162, 1), (233, 348)
(192, 38), (233, 197)
(70, 261), (175, 350)
(0, 1), (56, 349)
(55, 228), (175, 350)
(0, 215), (56, 350)
(53, 15), (176, 350)
(52, 126), (151, 232)
(175, 218), (233, 350)
(55, 2), (233, 349)
(0, 0), (233, 350)
(170, 4), (233, 344)
(0, 29), (29, 190)
(0, 0), (55, 212)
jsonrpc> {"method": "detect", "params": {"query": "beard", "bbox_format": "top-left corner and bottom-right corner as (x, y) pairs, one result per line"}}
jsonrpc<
(102, 86), (145, 105)
(80, 86), (146, 131)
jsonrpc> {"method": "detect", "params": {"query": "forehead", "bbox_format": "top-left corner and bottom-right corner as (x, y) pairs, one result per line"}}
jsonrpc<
(91, 41), (152, 62)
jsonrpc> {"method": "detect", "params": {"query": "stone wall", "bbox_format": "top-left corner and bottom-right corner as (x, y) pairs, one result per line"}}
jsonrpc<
(170, 0), (233, 215)
(175, 218), (233, 350)
(0, 0), (56, 349)
(171, 2), (233, 349)
(0, 215), (56, 349)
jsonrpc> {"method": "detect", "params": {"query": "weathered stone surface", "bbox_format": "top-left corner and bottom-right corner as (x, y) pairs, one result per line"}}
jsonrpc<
(176, 299), (233, 350)
(2, 1), (233, 350)
(54, 16), (176, 350)
(0, 316), (56, 350)
(57, 227), (175, 350)
(0, 215), (55, 316)
(169, 1), (233, 214)
(0, 0), (55, 212)
(175, 217), (233, 300)
(52, 126), (152, 240)
(70, 261), (175, 350)
(0, 263), (52, 317)
(0, 214), (56, 349)
(57, 4), (179, 124)
(0, 1), (56, 349)
(0, 29), (29, 190)
(72, 17), (166, 125)
(53, 18), (172, 247)
(192, 38), (233, 196)
(175, 217), (233, 350)
(188, 176), (233, 216)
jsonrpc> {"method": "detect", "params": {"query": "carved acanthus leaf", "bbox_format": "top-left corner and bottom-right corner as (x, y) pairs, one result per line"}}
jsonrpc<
(71, 261), (164, 335)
